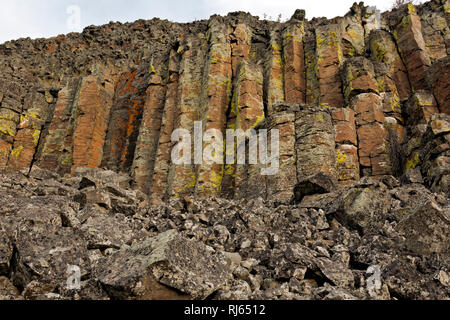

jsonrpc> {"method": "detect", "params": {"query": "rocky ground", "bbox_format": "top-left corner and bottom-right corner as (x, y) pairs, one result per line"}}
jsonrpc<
(0, 167), (448, 300)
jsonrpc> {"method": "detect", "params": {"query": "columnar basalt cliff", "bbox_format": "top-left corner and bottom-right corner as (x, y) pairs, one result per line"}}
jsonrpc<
(0, 1), (449, 301)
(0, 1), (449, 201)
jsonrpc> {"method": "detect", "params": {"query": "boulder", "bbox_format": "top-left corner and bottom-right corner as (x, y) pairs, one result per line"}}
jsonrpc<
(0, 277), (21, 300)
(98, 230), (230, 300)
(11, 225), (91, 292)
(294, 172), (336, 203)
(0, 230), (13, 276)
(396, 200), (450, 255)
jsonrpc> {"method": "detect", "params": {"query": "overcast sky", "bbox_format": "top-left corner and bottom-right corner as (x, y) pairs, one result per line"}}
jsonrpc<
(0, 0), (410, 44)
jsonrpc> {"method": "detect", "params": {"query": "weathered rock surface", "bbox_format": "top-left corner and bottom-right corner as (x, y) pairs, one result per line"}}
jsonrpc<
(98, 230), (230, 300)
(0, 0), (449, 301)
(0, 1), (448, 201)
(0, 169), (448, 300)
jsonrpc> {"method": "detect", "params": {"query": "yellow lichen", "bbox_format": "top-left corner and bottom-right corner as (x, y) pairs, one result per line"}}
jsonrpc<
(372, 39), (387, 63)
(0, 120), (16, 137)
(32, 130), (41, 145)
(149, 64), (156, 75)
(61, 155), (72, 166)
(0, 146), (10, 158)
(377, 78), (385, 92)
(10, 146), (23, 159)
(407, 3), (416, 15)
(45, 90), (54, 104)
(405, 152), (420, 170)
(337, 152), (347, 164)
(391, 93), (401, 113)
(210, 168), (224, 192)
(314, 114), (324, 121)
(185, 172), (196, 189)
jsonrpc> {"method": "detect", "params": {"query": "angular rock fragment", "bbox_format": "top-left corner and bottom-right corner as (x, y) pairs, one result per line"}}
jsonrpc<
(0, 277), (21, 300)
(0, 230), (13, 276)
(396, 200), (450, 255)
(294, 172), (336, 203)
(426, 55), (450, 114)
(11, 226), (91, 292)
(98, 230), (230, 300)
(335, 187), (391, 232)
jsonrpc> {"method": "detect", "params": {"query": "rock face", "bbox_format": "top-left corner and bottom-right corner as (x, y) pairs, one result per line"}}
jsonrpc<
(0, 0), (449, 301)
(0, 1), (448, 199)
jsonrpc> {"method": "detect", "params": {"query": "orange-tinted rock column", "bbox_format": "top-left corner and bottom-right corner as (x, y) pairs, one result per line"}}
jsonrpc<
(195, 19), (233, 197)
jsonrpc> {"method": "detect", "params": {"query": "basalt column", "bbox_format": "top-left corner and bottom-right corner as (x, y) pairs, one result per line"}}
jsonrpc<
(282, 21), (306, 104)
(332, 107), (360, 183)
(316, 25), (345, 108)
(168, 35), (208, 198)
(266, 104), (297, 201)
(131, 61), (167, 194)
(393, 4), (431, 91)
(6, 89), (52, 173)
(264, 28), (285, 115)
(35, 78), (82, 174)
(295, 106), (337, 181)
(195, 19), (233, 197)
(36, 70), (116, 174)
(71, 74), (115, 172)
(229, 61), (265, 199)
(0, 80), (26, 171)
(101, 66), (149, 173)
(151, 49), (181, 201)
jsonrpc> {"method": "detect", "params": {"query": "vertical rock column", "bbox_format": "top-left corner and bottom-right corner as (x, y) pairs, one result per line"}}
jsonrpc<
(231, 24), (252, 77)
(195, 19), (233, 197)
(151, 50), (181, 200)
(6, 89), (51, 172)
(222, 23), (253, 198)
(351, 93), (392, 177)
(315, 24), (345, 108)
(0, 81), (25, 171)
(393, 3), (431, 91)
(369, 29), (412, 102)
(332, 107), (360, 183)
(282, 21), (306, 104)
(101, 66), (149, 172)
(368, 30), (411, 176)
(304, 31), (320, 105)
(264, 28), (285, 115)
(131, 63), (167, 194)
(266, 105), (297, 201)
(295, 106), (337, 181)
(169, 35), (208, 198)
(36, 71), (116, 174)
(368, 29), (406, 151)
(35, 78), (82, 174)
(71, 73), (115, 173)
(229, 61), (265, 199)
(342, 57), (393, 177)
